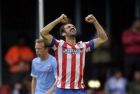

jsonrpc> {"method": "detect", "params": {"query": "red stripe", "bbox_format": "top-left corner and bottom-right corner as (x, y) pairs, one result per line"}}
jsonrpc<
(54, 39), (59, 77)
(85, 42), (90, 48)
(55, 50), (59, 77)
(70, 47), (76, 89)
(61, 43), (67, 88)
(78, 51), (83, 88)
(55, 39), (59, 47)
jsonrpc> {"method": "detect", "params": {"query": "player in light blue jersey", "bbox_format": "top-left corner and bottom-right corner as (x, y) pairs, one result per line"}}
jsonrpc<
(31, 38), (57, 94)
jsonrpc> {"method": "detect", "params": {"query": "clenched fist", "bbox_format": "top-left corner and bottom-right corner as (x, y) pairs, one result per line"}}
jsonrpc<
(85, 14), (97, 24)
(58, 14), (68, 24)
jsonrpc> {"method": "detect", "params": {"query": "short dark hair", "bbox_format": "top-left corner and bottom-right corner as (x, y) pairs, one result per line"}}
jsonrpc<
(59, 18), (72, 36)
(59, 24), (66, 36)
(35, 38), (48, 48)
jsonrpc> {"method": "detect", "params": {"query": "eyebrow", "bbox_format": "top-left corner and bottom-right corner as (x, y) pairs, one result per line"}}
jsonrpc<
(66, 24), (74, 28)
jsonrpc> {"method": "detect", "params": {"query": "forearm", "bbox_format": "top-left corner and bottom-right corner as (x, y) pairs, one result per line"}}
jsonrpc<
(50, 81), (57, 91)
(93, 20), (108, 41)
(47, 80), (57, 93)
(41, 18), (61, 36)
(31, 79), (36, 94)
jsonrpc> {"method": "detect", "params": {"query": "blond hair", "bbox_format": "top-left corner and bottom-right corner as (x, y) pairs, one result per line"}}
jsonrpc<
(35, 38), (48, 48)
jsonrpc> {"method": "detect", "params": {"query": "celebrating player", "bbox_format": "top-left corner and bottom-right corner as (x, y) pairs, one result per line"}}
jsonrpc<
(41, 14), (108, 94)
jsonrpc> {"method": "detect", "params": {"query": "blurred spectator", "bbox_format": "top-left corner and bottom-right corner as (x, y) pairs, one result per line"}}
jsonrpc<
(5, 37), (34, 74)
(0, 85), (11, 94)
(128, 70), (140, 94)
(105, 69), (128, 94)
(12, 83), (22, 94)
(122, 19), (140, 79)
(4, 36), (35, 93)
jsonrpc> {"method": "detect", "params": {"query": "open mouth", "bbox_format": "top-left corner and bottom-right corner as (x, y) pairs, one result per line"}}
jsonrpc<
(70, 28), (75, 32)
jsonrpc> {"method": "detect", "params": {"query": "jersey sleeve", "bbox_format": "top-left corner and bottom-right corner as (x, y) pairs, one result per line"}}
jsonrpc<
(31, 61), (37, 78)
(84, 40), (94, 52)
(49, 36), (60, 51)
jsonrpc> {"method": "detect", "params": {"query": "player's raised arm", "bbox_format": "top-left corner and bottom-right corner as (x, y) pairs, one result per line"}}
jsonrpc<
(40, 14), (68, 45)
(85, 14), (108, 48)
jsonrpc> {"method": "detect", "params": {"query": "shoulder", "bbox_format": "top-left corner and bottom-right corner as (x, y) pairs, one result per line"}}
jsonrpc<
(77, 41), (88, 47)
(59, 39), (65, 44)
(77, 41), (84, 45)
(49, 55), (57, 62)
(53, 39), (64, 46)
(53, 38), (64, 43)
(54, 39), (65, 47)
(32, 57), (40, 64)
(107, 77), (115, 82)
(49, 55), (57, 66)
(78, 41), (91, 45)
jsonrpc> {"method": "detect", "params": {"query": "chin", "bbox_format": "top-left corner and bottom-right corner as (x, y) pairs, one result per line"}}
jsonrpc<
(70, 34), (76, 37)
(73, 33), (77, 36)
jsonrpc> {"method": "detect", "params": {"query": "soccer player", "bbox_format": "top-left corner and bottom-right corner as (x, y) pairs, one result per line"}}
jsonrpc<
(31, 39), (57, 94)
(41, 14), (108, 94)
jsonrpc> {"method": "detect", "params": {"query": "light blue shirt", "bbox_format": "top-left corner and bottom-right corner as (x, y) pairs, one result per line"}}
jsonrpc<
(105, 77), (127, 94)
(31, 55), (57, 94)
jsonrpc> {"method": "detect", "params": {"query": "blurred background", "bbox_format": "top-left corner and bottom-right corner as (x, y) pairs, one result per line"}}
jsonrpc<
(0, 0), (140, 94)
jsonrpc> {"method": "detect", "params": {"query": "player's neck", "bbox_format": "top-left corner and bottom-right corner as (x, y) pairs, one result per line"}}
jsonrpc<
(65, 36), (76, 45)
(40, 53), (50, 61)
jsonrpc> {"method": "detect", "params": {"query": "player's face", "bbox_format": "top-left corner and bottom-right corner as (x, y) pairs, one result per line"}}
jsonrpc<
(115, 72), (122, 79)
(35, 42), (47, 57)
(64, 24), (77, 36)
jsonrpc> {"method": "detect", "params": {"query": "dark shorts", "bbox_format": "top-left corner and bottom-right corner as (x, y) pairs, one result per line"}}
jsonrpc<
(54, 87), (86, 94)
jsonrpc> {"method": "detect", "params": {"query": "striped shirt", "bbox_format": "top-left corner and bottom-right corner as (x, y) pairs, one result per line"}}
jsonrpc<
(50, 37), (94, 89)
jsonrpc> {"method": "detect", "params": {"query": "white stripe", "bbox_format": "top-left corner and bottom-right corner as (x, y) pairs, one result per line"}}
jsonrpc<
(82, 43), (86, 68)
(78, 42), (86, 88)
(82, 43), (86, 88)
(52, 45), (57, 51)
(84, 41), (90, 52)
(57, 41), (64, 88)
(65, 45), (72, 88)
(74, 44), (80, 89)
(86, 47), (90, 52)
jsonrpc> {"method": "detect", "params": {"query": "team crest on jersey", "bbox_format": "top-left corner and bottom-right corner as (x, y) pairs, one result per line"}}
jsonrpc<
(63, 48), (83, 54)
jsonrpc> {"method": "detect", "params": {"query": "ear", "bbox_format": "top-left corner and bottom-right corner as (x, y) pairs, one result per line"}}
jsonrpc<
(62, 32), (66, 36)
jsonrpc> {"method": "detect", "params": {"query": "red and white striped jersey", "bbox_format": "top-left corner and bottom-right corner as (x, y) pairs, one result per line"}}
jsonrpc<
(51, 38), (94, 89)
